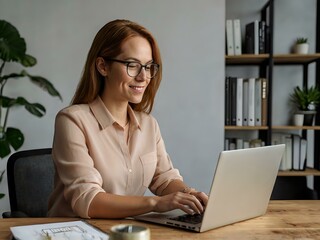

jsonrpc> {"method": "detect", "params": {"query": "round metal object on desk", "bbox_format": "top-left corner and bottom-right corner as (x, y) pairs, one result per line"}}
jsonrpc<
(110, 224), (150, 240)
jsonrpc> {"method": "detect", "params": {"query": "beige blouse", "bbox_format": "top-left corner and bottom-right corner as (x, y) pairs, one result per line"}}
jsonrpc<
(47, 97), (182, 218)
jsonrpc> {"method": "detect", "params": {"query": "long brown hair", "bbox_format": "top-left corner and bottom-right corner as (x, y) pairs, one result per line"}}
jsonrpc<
(71, 19), (162, 114)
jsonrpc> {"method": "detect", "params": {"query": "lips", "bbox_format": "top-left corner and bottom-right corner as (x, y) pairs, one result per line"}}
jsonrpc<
(130, 85), (145, 93)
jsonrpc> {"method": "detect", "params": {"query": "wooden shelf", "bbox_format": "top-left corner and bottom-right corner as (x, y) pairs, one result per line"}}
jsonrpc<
(273, 53), (320, 64)
(226, 54), (269, 64)
(272, 125), (320, 130)
(278, 168), (320, 176)
(225, 126), (320, 130)
(225, 126), (269, 130)
(225, 53), (320, 65)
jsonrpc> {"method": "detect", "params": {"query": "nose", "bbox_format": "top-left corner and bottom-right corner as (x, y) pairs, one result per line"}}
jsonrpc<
(135, 67), (147, 81)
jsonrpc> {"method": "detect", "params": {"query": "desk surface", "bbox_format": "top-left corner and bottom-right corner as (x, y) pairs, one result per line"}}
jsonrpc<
(1, 200), (320, 240)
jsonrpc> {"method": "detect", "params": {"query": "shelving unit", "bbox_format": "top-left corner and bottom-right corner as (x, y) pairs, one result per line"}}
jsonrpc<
(225, 0), (320, 197)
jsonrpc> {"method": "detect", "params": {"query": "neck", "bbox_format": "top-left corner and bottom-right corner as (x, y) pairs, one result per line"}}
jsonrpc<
(100, 95), (128, 127)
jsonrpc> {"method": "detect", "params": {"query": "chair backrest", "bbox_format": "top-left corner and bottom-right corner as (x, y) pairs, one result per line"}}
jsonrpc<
(6, 148), (54, 217)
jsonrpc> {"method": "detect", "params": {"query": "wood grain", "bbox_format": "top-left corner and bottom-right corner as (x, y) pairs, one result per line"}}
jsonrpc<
(1, 201), (320, 239)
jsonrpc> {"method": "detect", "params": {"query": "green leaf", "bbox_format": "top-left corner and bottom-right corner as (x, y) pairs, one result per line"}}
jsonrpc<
(15, 97), (46, 117)
(25, 102), (46, 117)
(0, 96), (14, 108)
(7, 127), (24, 150)
(0, 19), (26, 62)
(0, 127), (24, 158)
(22, 70), (63, 100)
(0, 72), (25, 81)
(0, 137), (10, 158)
(0, 96), (46, 116)
(19, 54), (37, 67)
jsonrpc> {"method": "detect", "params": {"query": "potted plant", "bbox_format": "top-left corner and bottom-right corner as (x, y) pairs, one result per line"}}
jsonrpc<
(290, 85), (320, 126)
(294, 37), (309, 54)
(0, 19), (62, 199)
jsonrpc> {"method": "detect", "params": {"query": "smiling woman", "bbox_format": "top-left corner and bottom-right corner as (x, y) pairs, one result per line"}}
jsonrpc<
(47, 19), (208, 219)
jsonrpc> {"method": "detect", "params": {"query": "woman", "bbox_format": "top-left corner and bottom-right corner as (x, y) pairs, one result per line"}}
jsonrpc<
(48, 19), (208, 218)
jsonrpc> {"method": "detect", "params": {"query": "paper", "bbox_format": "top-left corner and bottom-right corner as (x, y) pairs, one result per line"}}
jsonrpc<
(10, 220), (108, 240)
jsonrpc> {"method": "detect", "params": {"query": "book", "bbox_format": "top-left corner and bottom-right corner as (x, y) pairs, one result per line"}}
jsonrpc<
(284, 136), (293, 170)
(245, 20), (259, 54)
(236, 138), (244, 149)
(272, 133), (292, 171)
(299, 139), (307, 170)
(242, 79), (249, 126)
(10, 220), (108, 240)
(261, 78), (268, 126)
(292, 135), (301, 171)
(254, 78), (262, 126)
(258, 21), (266, 54)
(230, 77), (237, 125)
(236, 77), (243, 126)
(226, 19), (235, 55)
(248, 78), (255, 126)
(233, 19), (242, 55)
(265, 24), (270, 53)
(225, 77), (231, 125)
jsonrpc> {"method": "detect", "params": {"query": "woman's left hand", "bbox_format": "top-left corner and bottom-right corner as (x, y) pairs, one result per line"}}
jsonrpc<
(189, 190), (209, 208)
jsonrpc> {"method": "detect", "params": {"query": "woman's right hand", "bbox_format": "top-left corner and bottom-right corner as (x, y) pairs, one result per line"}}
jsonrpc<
(152, 191), (205, 215)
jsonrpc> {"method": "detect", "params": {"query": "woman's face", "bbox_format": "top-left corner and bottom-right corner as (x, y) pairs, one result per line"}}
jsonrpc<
(104, 36), (153, 105)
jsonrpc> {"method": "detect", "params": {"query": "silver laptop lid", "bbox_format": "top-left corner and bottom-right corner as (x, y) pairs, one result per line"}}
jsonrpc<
(200, 144), (285, 232)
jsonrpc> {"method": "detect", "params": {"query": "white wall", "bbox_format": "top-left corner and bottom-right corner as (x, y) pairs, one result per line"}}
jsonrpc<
(0, 0), (225, 213)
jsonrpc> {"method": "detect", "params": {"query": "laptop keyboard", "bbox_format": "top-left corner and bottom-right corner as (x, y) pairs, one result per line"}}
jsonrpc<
(169, 213), (203, 224)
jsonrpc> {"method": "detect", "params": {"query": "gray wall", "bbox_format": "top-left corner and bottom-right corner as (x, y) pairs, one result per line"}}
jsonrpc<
(0, 0), (225, 213)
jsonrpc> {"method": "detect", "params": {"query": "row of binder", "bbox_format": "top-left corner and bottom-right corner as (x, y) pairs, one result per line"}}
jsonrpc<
(226, 19), (270, 55)
(225, 77), (268, 126)
(225, 134), (307, 172)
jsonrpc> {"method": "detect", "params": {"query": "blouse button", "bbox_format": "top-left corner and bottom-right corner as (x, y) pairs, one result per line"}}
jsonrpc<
(128, 169), (132, 173)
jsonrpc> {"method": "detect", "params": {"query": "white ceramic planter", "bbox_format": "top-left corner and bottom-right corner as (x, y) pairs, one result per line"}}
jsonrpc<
(294, 43), (309, 54)
(293, 113), (304, 126)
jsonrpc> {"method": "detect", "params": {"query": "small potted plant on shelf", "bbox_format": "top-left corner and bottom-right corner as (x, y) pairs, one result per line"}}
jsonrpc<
(294, 37), (309, 54)
(290, 85), (320, 126)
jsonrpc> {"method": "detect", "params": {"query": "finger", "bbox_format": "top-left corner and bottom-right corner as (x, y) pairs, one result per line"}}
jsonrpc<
(189, 192), (208, 209)
(196, 192), (209, 206)
(180, 194), (203, 214)
(179, 204), (197, 215)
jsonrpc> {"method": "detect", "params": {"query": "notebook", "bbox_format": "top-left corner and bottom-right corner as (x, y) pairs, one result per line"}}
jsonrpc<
(134, 144), (285, 232)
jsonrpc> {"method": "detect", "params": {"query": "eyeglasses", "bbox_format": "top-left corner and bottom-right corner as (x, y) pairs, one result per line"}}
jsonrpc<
(103, 58), (159, 79)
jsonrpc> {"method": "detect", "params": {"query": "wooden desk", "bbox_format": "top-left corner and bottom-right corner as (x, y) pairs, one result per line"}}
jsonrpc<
(1, 200), (320, 239)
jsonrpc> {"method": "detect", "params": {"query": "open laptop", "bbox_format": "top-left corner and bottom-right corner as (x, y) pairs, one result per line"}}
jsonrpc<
(134, 144), (285, 232)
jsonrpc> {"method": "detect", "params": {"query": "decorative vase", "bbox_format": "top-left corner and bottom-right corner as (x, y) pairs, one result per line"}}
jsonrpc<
(297, 110), (316, 126)
(294, 43), (309, 54)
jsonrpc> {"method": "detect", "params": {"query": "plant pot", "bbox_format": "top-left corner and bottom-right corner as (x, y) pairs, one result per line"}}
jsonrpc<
(294, 43), (309, 54)
(293, 113), (304, 126)
(297, 110), (316, 126)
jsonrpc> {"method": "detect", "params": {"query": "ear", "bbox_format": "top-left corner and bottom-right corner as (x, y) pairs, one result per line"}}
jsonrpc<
(96, 57), (108, 77)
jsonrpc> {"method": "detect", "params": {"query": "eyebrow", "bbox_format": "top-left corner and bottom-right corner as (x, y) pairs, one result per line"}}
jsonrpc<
(123, 57), (154, 64)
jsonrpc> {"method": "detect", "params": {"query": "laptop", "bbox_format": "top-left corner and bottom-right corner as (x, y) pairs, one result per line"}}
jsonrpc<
(134, 144), (285, 232)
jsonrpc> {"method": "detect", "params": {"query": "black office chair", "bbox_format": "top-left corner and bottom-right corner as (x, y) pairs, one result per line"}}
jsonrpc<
(2, 148), (54, 218)
(271, 176), (318, 200)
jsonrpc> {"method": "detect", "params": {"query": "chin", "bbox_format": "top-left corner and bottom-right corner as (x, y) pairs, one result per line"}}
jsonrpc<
(129, 98), (143, 104)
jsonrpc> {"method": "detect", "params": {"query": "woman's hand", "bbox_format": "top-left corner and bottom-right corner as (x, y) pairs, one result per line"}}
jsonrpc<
(152, 191), (208, 215)
(189, 190), (209, 208)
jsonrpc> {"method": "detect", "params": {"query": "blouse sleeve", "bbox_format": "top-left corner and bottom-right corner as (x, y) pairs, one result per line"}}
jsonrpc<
(148, 118), (183, 195)
(52, 108), (105, 218)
